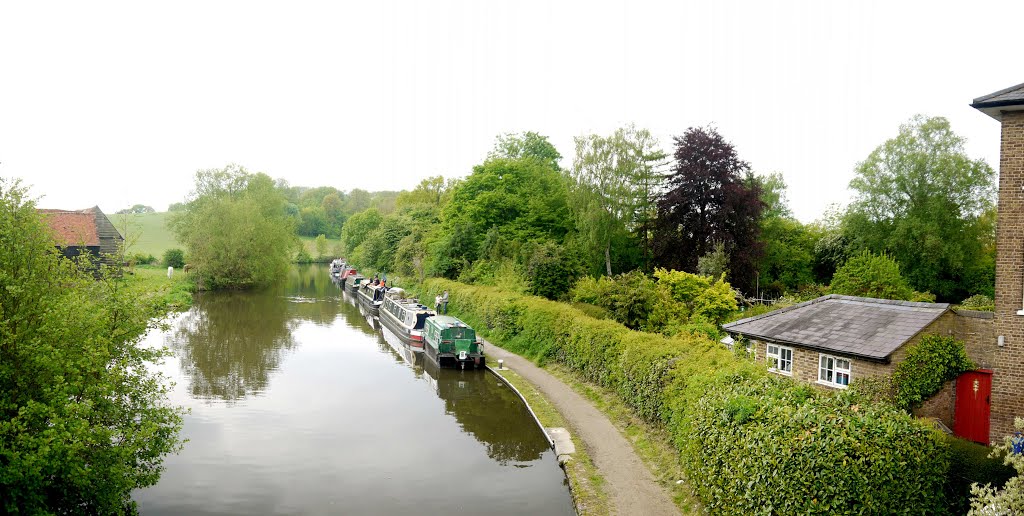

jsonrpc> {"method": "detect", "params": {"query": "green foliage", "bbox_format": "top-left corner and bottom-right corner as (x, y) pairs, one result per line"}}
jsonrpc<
(489, 131), (563, 171)
(844, 115), (996, 301)
(168, 164), (298, 289)
(418, 278), (952, 514)
(969, 417), (1024, 514)
(945, 435), (1015, 515)
(653, 268), (738, 325)
(960, 294), (994, 312)
(569, 125), (665, 275)
(116, 203), (156, 214)
(340, 207), (382, 253)
(130, 252), (157, 265)
(295, 247), (313, 264)
(891, 334), (975, 411)
(0, 180), (184, 513)
(683, 374), (949, 514)
(163, 247), (185, 268)
(696, 241), (729, 279)
(524, 241), (584, 301)
(314, 234), (328, 259)
(830, 251), (917, 300)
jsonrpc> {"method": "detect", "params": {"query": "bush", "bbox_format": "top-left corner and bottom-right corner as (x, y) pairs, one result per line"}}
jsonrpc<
(891, 334), (975, 411)
(961, 294), (994, 312)
(830, 251), (918, 300)
(969, 417), (1024, 514)
(945, 435), (1015, 515)
(418, 278), (953, 513)
(130, 252), (156, 265)
(163, 248), (185, 268)
(295, 248), (313, 264)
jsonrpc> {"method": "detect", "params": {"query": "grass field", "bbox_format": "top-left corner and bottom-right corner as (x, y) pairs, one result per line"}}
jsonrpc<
(113, 212), (180, 260)
(112, 212), (342, 263)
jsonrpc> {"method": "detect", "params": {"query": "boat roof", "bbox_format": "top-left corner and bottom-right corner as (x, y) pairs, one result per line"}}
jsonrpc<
(427, 315), (472, 329)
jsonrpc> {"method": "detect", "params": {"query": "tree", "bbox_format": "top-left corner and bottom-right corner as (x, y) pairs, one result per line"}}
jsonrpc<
(844, 115), (996, 301)
(0, 179), (183, 513)
(163, 248), (185, 268)
(569, 125), (666, 276)
(753, 173), (816, 295)
(489, 131), (562, 171)
(340, 208), (383, 255)
(315, 234), (328, 259)
(116, 203), (155, 214)
(829, 251), (916, 300)
(653, 126), (765, 293)
(169, 164), (298, 289)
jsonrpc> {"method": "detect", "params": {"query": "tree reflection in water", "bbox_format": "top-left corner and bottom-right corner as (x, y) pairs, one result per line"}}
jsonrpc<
(171, 290), (299, 401)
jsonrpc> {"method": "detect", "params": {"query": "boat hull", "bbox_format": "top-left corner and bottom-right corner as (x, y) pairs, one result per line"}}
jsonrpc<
(379, 309), (426, 351)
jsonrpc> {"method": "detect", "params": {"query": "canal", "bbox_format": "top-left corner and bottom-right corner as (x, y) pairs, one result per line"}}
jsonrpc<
(134, 264), (575, 515)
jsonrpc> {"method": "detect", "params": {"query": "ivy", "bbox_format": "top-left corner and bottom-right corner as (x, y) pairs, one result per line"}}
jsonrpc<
(892, 334), (975, 411)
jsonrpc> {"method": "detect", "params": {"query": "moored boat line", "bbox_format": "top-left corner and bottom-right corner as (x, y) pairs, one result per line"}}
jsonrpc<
(331, 265), (484, 369)
(379, 289), (435, 351)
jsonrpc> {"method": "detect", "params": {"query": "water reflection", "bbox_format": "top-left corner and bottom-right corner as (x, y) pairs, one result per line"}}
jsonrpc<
(171, 290), (299, 401)
(422, 357), (550, 464)
(380, 326), (550, 464)
(140, 264), (574, 515)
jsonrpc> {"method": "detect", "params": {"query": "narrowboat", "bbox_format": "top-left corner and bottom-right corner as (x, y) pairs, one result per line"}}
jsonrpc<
(338, 266), (357, 287)
(345, 274), (366, 294)
(423, 315), (485, 369)
(378, 288), (435, 351)
(329, 259), (344, 278)
(356, 281), (387, 316)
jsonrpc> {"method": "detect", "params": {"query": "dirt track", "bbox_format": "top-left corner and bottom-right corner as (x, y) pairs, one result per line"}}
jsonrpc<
(485, 342), (679, 516)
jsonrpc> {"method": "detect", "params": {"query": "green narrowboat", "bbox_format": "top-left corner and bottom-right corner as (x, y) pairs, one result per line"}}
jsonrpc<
(423, 315), (485, 369)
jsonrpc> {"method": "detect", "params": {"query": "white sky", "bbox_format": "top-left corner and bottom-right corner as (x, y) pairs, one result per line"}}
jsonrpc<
(1, 0), (1019, 222)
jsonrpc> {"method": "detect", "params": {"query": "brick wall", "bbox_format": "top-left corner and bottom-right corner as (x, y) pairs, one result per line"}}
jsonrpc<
(993, 110), (1024, 442)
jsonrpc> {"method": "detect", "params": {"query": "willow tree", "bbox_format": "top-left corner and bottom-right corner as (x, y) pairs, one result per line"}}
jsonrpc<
(169, 164), (298, 289)
(570, 125), (665, 275)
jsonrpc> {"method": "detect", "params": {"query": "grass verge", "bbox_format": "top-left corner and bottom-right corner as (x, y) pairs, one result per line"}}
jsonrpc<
(126, 265), (196, 312)
(491, 367), (611, 516)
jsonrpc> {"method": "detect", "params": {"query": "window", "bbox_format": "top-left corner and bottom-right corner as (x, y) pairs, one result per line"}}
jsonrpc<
(765, 344), (793, 375)
(818, 354), (851, 388)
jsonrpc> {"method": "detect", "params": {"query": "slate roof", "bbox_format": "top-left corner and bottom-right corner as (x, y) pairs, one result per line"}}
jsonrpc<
(722, 295), (950, 361)
(972, 82), (1024, 120)
(38, 209), (101, 246)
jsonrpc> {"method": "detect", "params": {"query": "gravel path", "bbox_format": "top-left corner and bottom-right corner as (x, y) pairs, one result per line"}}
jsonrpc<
(485, 341), (679, 516)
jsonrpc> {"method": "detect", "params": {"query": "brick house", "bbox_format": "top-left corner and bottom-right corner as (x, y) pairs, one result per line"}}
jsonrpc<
(973, 82), (1024, 442)
(38, 206), (124, 267)
(723, 295), (996, 436)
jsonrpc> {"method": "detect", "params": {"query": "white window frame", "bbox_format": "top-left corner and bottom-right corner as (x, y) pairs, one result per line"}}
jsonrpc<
(817, 353), (852, 389)
(765, 343), (793, 376)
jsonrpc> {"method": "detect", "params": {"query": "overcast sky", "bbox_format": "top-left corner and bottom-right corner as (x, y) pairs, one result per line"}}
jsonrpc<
(1, 0), (1019, 222)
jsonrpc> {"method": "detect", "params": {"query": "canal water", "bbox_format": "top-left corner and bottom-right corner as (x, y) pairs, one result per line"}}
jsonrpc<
(134, 264), (575, 515)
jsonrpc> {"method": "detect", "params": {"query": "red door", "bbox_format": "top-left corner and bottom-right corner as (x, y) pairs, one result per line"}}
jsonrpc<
(953, 369), (992, 444)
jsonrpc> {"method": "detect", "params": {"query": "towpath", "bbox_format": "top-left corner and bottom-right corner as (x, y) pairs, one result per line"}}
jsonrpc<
(485, 341), (679, 516)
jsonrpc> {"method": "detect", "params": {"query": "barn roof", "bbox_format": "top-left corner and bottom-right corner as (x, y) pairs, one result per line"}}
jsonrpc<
(38, 209), (101, 246)
(722, 294), (949, 361)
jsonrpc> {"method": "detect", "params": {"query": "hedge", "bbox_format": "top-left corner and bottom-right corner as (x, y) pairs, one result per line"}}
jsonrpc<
(418, 279), (952, 514)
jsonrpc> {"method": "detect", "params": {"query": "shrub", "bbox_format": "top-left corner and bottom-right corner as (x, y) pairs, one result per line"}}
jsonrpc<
(945, 435), (1015, 514)
(969, 417), (1024, 514)
(961, 294), (994, 312)
(295, 248), (313, 264)
(891, 334), (975, 411)
(830, 251), (915, 300)
(163, 248), (185, 268)
(418, 278), (953, 513)
(130, 252), (156, 265)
